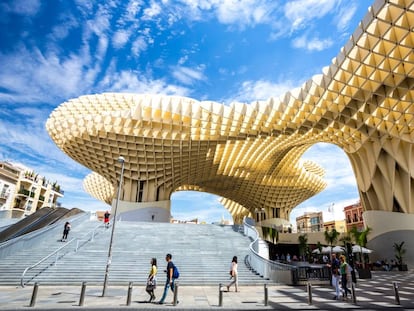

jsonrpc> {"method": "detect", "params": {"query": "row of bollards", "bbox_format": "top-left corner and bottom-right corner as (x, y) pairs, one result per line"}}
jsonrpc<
(218, 283), (269, 307)
(305, 281), (401, 306)
(27, 280), (403, 307)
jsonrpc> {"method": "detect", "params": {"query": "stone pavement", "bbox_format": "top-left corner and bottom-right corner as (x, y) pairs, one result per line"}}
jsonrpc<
(0, 271), (413, 310)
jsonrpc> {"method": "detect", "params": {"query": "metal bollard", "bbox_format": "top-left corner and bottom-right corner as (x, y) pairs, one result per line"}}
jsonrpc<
(307, 282), (312, 305)
(29, 282), (39, 307)
(126, 282), (133, 306)
(219, 283), (223, 307)
(173, 281), (179, 306)
(351, 282), (357, 305)
(264, 283), (268, 306)
(79, 281), (87, 306)
(393, 281), (400, 305)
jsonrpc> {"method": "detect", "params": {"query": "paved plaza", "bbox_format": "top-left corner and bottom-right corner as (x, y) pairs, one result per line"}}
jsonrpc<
(0, 271), (413, 310)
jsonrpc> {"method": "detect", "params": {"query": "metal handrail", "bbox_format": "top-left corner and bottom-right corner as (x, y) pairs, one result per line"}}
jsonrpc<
(243, 217), (296, 279)
(20, 222), (104, 287)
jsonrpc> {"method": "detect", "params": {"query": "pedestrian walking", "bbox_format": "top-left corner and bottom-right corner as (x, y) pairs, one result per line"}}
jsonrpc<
(340, 255), (351, 300)
(61, 221), (71, 242)
(158, 253), (179, 304)
(327, 253), (340, 300)
(146, 258), (157, 302)
(104, 211), (110, 228)
(227, 256), (238, 292)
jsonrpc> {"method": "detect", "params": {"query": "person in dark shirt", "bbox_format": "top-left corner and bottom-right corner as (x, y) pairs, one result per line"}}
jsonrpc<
(158, 253), (178, 304)
(327, 253), (340, 299)
(61, 221), (71, 242)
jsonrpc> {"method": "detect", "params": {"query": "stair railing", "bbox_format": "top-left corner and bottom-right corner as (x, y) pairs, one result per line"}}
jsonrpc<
(243, 217), (297, 284)
(20, 222), (104, 287)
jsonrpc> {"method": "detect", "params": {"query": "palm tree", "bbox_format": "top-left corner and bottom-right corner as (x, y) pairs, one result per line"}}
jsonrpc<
(339, 233), (352, 249)
(350, 226), (372, 268)
(324, 228), (340, 255)
(393, 241), (406, 266)
(316, 241), (323, 254)
(298, 234), (308, 261)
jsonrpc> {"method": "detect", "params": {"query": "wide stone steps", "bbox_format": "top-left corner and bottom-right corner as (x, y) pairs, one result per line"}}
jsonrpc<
(0, 220), (265, 286)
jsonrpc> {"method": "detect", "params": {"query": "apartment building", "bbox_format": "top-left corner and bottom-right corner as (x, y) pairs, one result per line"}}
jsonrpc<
(0, 161), (64, 218)
(296, 211), (323, 233)
(344, 201), (364, 231)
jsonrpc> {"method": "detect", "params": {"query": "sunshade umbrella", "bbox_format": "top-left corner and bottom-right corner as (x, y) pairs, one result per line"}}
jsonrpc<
(352, 245), (373, 254)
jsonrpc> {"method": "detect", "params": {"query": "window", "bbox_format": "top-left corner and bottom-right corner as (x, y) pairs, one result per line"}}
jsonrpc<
(0, 184), (9, 198)
(273, 208), (280, 218)
(137, 181), (145, 202)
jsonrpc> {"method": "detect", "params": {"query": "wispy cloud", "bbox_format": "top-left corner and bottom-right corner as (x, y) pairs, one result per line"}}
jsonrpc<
(231, 79), (299, 103)
(1, 0), (41, 16)
(171, 191), (232, 223)
(171, 65), (206, 86)
(292, 34), (334, 51)
(336, 3), (357, 32)
(284, 0), (338, 31)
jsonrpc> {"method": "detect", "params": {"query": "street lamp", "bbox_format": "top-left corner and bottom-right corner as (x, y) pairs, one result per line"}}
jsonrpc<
(102, 156), (125, 297)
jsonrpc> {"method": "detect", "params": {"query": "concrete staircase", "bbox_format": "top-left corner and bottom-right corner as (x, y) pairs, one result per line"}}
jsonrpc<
(0, 219), (266, 287)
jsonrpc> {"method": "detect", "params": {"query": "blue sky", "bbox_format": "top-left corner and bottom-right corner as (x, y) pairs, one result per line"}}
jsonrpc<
(0, 0), (372, 224)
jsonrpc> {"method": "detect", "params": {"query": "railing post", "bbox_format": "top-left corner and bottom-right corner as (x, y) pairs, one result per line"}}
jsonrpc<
(219, 283), (223, 307)
(351, 282), (357, 305)
(393, 281), (400, 305)
(264, 283), (268, 306)
(307, 282), (312, 305)
(173, 281), (179, 306)
(79, 282), (87, 306)
(29, 282), (39, 307)
(126, 282), (133, 306)
(54, 252), (59, 266)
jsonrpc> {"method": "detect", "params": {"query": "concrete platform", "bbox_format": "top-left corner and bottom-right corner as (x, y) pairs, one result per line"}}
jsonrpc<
(0, 271), (413, 310)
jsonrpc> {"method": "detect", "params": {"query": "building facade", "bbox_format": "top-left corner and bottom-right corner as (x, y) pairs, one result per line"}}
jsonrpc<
(344, 201), (364, 232)
(296, 212), (323, 233)
(0, 161), (64, 218)
(323, 219), (347, 233)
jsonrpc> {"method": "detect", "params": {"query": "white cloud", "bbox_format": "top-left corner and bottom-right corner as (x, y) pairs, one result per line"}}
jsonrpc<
(99, 68), (190, 95)
(284, 0), (338, 31)
(336, 3), (357, 31)
(292, 35), (334, 51)
(142, 1), (162, 20)
(232, 79), (298, 103)
(2, 0), (41, 16)
(171, 65), (206, 85)
(131, 36), (148, 56)
(113, 29), (131, 49)
(290, 143), (359, 224)
(171, 191), (232, 223)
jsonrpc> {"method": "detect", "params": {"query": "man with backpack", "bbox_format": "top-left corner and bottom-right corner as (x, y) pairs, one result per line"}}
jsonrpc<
(158, 253), (179, 304)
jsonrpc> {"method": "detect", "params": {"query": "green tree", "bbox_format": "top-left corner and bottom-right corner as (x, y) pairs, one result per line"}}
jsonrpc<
(393, 241), (406, 266)
(298, 234), (308, 261)
(324, 228), (340, 256)
(350, 226), (372, 268)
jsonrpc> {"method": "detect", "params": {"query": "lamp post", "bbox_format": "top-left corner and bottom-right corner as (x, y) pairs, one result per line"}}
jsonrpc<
(102, 156), (125, 297)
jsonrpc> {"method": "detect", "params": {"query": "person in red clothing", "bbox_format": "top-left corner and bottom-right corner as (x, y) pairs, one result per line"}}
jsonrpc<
(104, 211), (110, 228)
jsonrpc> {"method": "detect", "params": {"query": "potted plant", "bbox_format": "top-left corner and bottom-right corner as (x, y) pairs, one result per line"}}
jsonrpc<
(393, 241), (408, 271)
(350, 226), (372, 279)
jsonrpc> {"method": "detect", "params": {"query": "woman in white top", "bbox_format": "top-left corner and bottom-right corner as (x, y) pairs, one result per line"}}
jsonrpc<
(227, 256), (238, 292)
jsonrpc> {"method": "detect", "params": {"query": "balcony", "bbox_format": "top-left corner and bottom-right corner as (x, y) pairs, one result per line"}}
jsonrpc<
(18, 188), (35, 198)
